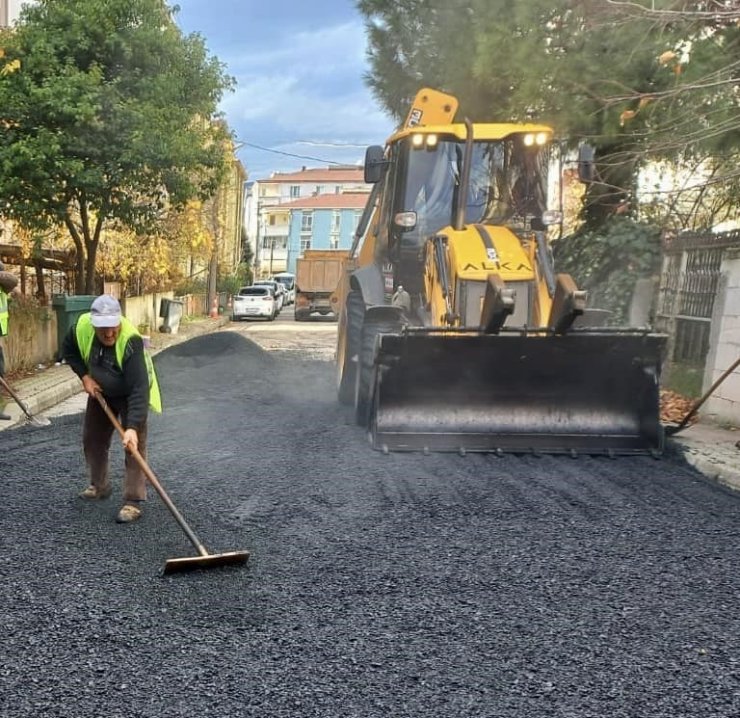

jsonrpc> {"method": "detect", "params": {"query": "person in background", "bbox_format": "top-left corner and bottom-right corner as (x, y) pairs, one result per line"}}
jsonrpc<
(391, 284), (412, 315)
(0, 261), (20, 421)
(62, 294), (162, 523)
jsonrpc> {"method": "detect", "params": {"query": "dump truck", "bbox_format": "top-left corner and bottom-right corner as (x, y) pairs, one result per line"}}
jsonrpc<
(334, 88), (667, 455)
(294, 249), (350, 321)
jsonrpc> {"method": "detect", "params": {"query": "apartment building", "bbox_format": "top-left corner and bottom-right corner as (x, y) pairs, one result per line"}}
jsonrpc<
(280, 193), (368, 274)
(0, 0), (30, 26)
(245, 165), (369, 277)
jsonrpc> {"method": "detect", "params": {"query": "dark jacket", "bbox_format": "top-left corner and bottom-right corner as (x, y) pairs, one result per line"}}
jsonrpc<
(62, 322), (149, 428)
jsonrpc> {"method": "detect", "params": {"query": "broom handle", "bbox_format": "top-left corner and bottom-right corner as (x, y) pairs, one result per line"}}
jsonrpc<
(94, 392), (209, 557)
(0, 375), (38, 420)
(669, 355), (740, 434)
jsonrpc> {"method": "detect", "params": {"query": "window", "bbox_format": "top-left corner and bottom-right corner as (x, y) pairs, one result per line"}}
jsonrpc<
(290, 185), (300, 198)
(330, 210), (341, 250)
(300, 236), (312, 252)
(269, 214), (276, 225)
(301, 211), (313, 232)
(315, 185), (324, 195)
(353, 210), (363, 231)
(263, 236), (287, 250)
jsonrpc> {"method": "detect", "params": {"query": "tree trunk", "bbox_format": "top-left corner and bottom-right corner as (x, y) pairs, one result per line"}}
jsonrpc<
(34, 262), (46, 303)
(85, 240), (98, 294)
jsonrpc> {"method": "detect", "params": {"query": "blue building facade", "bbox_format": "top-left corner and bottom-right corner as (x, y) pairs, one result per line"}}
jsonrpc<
(285, 203), (365, 274)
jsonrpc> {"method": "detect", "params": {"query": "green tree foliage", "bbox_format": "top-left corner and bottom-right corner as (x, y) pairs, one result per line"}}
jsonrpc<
(0, 0), (234, 294)
(553, 216), (662, 325)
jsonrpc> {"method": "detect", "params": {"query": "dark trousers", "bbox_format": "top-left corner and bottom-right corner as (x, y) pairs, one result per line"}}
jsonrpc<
(83, 395), (148, 502)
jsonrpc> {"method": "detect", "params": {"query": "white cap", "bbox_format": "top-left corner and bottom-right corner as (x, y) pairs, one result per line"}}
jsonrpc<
(90, 294), (122, 328)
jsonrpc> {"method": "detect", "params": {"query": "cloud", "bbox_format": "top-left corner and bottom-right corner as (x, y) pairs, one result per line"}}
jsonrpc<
(205, 18), (396, 178)
(226, 22), (367, 74)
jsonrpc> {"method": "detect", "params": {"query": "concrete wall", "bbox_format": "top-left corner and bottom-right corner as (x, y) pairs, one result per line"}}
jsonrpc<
(3, 290), (185, 372)
(703, 249), (740, 424)
(122, 292), (173, 334)
(4, 306), (57, 371)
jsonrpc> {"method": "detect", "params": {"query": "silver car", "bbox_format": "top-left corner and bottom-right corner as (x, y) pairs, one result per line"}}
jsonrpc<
(253, 280), (285, 312)
(232, 286), (277, 321)
(271, 273), (296, 306)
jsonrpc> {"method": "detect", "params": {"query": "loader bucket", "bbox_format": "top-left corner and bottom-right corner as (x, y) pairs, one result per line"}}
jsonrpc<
(369, 330), (667, 455)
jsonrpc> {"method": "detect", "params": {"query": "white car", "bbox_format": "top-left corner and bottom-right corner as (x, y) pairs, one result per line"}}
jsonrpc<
(272, 272), (296, 306)
(253, 280), (285, 312)
(232, 286), (277, 321)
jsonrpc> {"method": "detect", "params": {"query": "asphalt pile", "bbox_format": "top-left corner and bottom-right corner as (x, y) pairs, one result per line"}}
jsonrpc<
(1, 331), (740, 716)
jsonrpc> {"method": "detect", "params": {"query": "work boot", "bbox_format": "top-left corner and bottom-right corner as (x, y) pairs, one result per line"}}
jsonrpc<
(116, 503), (142, 523)
(79, 484), (113, 500)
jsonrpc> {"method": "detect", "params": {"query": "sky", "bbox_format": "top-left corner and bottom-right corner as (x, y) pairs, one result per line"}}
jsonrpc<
(173, 0), (396, 181)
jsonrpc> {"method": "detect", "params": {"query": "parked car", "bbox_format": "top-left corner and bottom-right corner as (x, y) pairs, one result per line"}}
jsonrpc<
(231, 286), (277, 321)
(271, 272), (296, 306)
(253, 280), (285, 311)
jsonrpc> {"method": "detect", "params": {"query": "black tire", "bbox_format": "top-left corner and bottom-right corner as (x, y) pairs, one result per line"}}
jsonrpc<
(354, 315), (404, 427)
(337, 291), (364, 405)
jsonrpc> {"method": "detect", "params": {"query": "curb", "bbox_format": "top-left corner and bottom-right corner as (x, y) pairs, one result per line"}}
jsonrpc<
(678, 447), (740, 493)
(1, 376), (83, 428)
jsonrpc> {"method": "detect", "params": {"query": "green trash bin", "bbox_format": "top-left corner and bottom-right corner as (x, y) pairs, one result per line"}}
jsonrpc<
(52, 294), (96, 359)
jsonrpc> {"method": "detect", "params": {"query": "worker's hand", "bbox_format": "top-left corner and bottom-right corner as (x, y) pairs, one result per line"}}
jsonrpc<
(81, 375), (101, 397)
(122, 428), (138, 453)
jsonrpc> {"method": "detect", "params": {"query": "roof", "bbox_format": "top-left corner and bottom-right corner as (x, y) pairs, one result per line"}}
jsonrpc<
(265, 166), (365, 183)
(279, 193), (370, 210)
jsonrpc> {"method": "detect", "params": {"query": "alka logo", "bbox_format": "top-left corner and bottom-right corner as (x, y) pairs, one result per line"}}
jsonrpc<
(407, 109), (423, 127)
(463, 260), (532, 272)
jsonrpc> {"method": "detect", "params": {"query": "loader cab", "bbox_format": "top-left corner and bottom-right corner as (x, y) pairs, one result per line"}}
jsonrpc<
(385, 130), (552, 255)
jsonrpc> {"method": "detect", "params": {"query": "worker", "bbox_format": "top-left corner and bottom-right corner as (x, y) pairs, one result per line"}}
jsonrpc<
(62, 294), (162, 523)
(0, 261), (20, 421)
(392, 284), (412, 314)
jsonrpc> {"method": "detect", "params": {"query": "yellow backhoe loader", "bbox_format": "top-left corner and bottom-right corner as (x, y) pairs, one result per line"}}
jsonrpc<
(334, 88), (666, 455)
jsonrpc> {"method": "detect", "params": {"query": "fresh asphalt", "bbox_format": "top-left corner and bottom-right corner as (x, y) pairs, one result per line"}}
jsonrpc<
(1, 324), (740, 716)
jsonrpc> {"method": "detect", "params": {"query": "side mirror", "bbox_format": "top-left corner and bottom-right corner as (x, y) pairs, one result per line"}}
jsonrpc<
(363, 145), (387, 184)
(577, 145), (595, 183)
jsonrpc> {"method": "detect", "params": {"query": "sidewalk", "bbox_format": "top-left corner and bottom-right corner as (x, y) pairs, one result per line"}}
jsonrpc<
(2, 320), (740, 492)
(668, 421), (740, 492)
(0, 314), (229, 430)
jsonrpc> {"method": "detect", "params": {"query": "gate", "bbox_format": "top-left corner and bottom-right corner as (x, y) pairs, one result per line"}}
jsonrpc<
(656, 230), (740, 390)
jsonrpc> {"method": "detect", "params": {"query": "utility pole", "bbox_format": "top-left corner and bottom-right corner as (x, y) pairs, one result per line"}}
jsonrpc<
(207, 190), (221, 315)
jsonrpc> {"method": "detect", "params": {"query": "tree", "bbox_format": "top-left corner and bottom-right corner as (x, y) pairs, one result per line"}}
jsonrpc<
(357, 0), (740, 226)
(0, 0), (234, 294)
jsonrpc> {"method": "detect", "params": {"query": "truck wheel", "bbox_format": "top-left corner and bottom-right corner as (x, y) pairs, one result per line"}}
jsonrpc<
(354, 315), (404, 427)
(337, 291), (364, 405)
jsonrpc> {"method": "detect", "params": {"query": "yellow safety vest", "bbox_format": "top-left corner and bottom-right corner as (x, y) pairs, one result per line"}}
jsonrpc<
(0, 288), (8, 337)
(75, 313), (162, 413)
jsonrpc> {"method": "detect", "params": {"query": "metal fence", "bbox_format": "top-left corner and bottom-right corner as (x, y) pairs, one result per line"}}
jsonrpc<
(656, 230), (740, 365)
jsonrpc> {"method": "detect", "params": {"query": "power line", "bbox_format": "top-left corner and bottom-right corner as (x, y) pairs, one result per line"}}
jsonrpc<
(237, 141), (348, 165)
(295, 140), (369, 148)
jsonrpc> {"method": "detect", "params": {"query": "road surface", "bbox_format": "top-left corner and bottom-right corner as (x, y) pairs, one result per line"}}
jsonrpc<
(1, 319), (739, 717)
